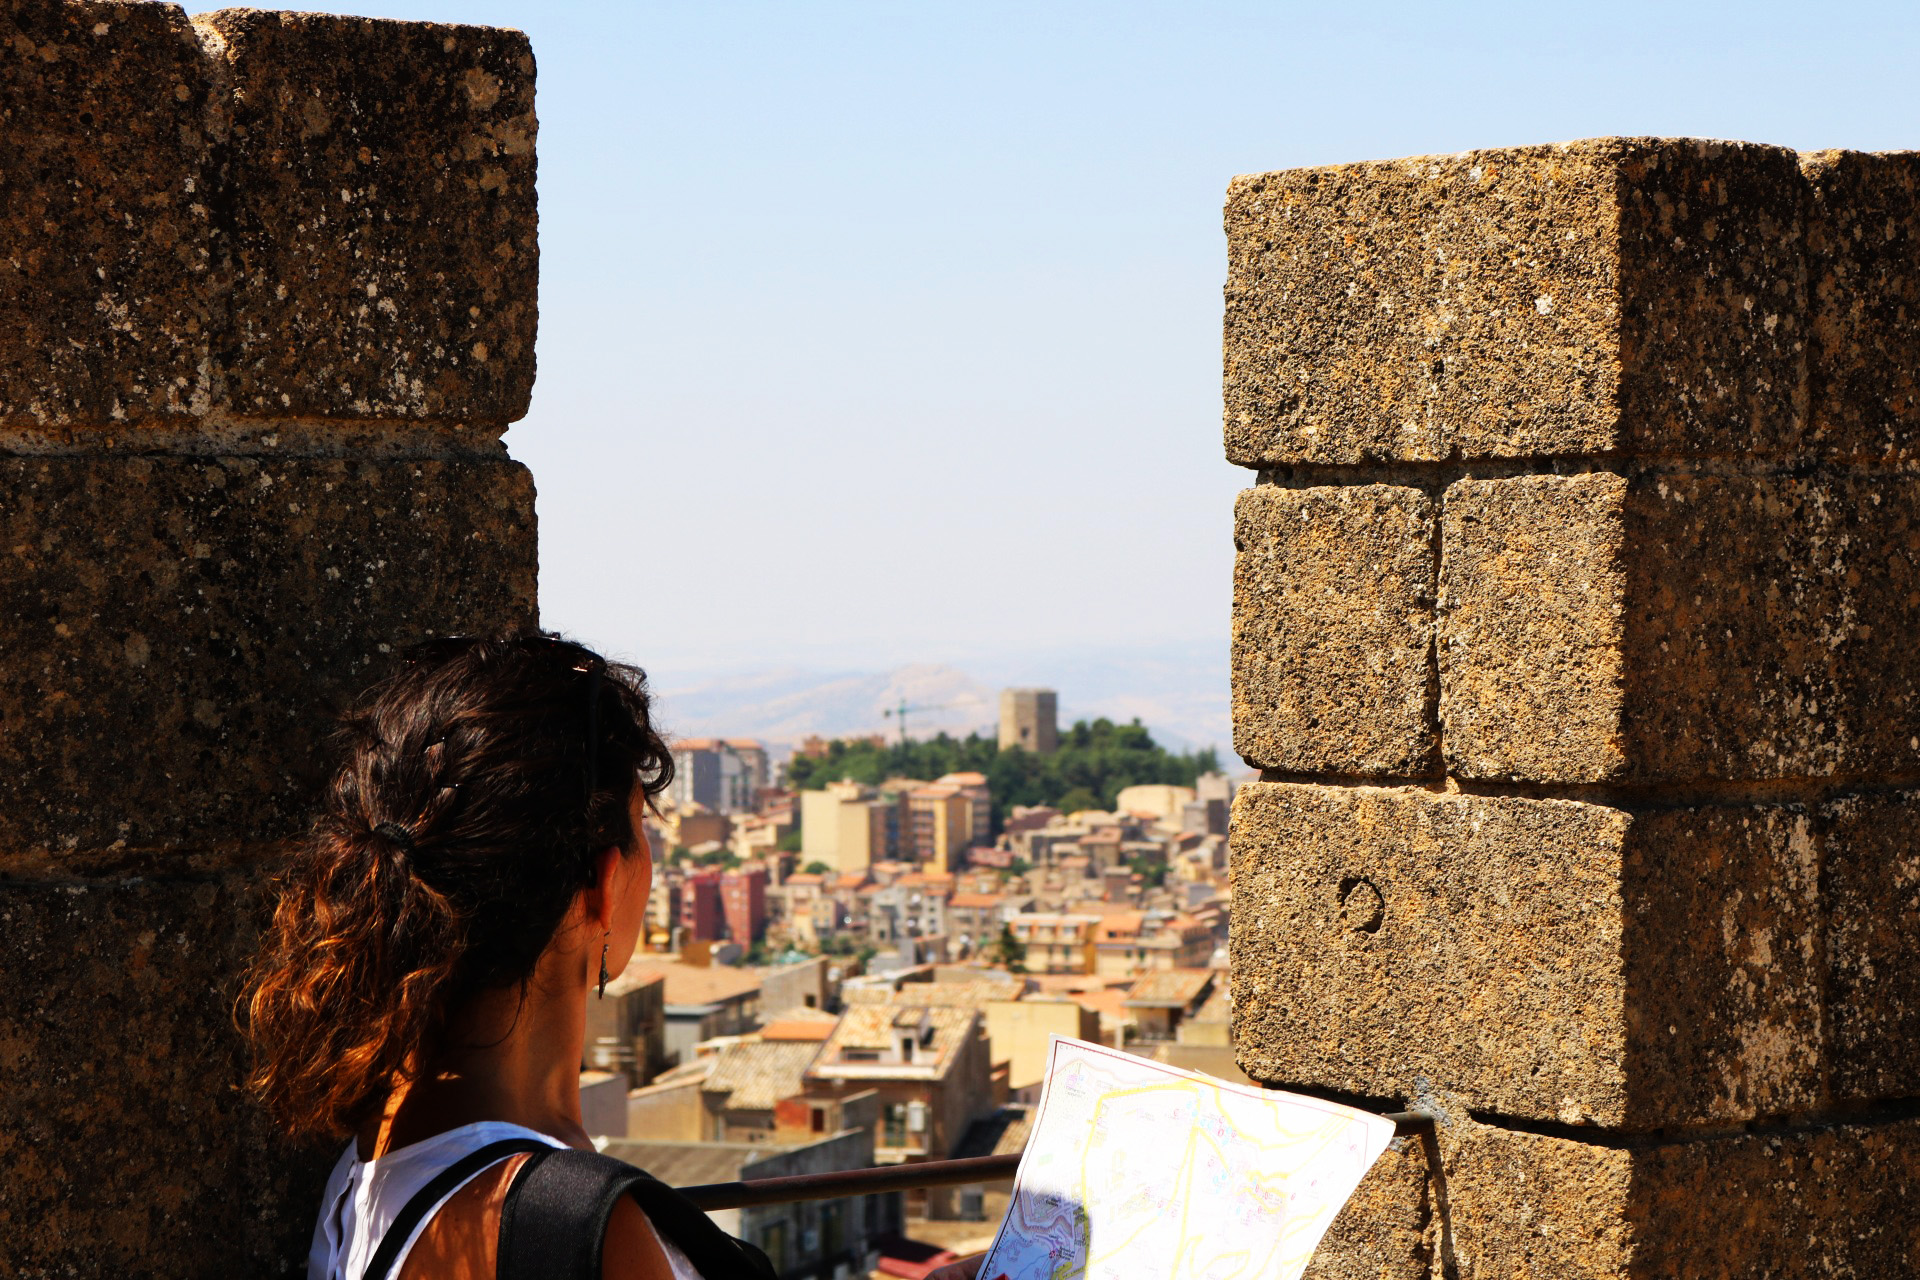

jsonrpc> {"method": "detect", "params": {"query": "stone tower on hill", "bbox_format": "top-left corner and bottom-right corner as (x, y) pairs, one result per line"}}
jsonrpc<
(997, 687), (1058, 754)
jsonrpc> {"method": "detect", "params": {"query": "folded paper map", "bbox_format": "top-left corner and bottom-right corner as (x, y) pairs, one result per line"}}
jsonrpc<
(976, 1037), (1396, 1280)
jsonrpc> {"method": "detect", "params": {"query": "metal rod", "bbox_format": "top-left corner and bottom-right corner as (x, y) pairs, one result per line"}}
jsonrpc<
(675, 1112), (1436, 1211)
(679, 1153), (1023, 1211)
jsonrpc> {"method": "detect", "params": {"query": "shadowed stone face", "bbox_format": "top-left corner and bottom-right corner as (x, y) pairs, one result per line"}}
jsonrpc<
(1803, 150), (1920, 461)
(1224, 138), (1807, 465)
(0, 869), (331, 1278)
(202, 9), (539, 424)
(1438, 471), (1920, 785)
(0, 455), (537, 865)
(0, 2), (216, 426)
(1231, 485), (1437, 776)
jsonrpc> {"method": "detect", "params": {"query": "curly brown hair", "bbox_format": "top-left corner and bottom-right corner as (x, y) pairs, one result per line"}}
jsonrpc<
(241, 632), (673, 1143)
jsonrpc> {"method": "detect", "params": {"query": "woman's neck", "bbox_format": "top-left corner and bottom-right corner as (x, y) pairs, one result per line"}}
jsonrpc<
(360, 954), (593, 1160)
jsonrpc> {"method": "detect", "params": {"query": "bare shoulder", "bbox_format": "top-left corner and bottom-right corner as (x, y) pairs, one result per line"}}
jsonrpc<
(601, 1194), (677, 1280)
(395, 1154), (675, 1280)
(397, 1153), (531, 1280)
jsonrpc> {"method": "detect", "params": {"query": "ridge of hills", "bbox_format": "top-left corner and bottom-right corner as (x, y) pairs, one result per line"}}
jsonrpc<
(651, 643), (1228, 758)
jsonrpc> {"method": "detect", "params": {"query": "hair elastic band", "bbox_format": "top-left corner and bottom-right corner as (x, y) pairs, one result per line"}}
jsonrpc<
(374, 821), (417, 853)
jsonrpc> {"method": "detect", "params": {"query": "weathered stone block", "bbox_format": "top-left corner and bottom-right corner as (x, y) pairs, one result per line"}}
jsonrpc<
(1231, 485), (1436, 775)
(1438, 471), (1920, 784)
(1822, 790), (1920, 1100)
(1300, 1136), (1432, 1280)
(1224, 138), (1807, 465)
(1231, 783), (1823, 1130)
(1440, 1115), (1920, 1278)
(0, 1), (215, 427)
(0, 455), (536, 862)
(200, 10), (537, 423)
(1803, 150), (1920, 461)
(0, 867), (330, 1279)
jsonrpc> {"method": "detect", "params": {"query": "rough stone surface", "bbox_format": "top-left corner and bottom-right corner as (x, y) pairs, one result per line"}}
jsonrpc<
(1231, 783), (1824, 1130)
(0, 455), (536, 863)
(1803, 150), (1920, 461)
(1224, 138), (1807, 466)
(1299, 1136), (1432, 1280)
(1231, 485), (1436, 776)
(1440, 1115), (1920, 1278)
(1435, 473), (1626, 782)
(1822, 790), (1920, 1100)
(201, 9), (537, 423)
(0, 1), (216, 427)
(1438, 471), (1920, 783)
(0, 867), (331, 1279)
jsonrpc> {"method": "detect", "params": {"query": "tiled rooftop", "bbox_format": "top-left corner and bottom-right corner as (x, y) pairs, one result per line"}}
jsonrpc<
(1124, 968), (1215, 1009)
(629, 959), (764, 1007)
(808, 1002), (979, 1082)
(702, 1039), (821, 1112)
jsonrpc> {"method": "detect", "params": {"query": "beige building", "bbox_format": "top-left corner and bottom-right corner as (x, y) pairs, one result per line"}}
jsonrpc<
(935, 771), (992, 848)
(1006, 913), (1101, 975)
(1095, 910), (1216, 977)
(984, 997), (1100, 1095)
(800, 781), (893, 874)
(804, 1000), (998, 1217)
(1113, 783), (1196, 825)
(997, 688), (1058, 754)
(907, 783), (971, 873)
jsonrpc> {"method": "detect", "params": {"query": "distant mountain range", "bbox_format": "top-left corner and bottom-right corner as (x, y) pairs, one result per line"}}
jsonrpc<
(651, 639), (1231, 758)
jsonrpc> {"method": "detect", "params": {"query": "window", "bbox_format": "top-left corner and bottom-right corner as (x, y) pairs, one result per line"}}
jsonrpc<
(883, 1103), (909, 1147)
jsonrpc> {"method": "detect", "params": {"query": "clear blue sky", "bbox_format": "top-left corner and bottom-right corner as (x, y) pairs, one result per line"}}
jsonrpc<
(259, 0), (1920, 679)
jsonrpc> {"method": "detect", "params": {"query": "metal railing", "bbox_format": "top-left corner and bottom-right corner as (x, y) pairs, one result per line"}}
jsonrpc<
(676, 1111), (1435, 1211)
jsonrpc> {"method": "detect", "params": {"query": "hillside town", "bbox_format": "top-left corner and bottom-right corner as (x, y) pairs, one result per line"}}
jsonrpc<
(585, 689), (1240, 1277)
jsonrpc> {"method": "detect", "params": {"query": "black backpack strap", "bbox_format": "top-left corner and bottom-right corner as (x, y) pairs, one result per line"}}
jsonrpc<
(498, 1147), (777, 1280)
(362, 1137), (555, 1280)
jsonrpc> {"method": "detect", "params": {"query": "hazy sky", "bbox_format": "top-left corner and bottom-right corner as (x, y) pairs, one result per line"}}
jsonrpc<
(259, 0), (1920, 680)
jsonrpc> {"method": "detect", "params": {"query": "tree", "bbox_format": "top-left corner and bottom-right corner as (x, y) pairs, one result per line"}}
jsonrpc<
(1128, 855), (1168, 889)
(783, 719), (1218, 829)
(1055, 786), (1103, 814)
(993, 923), (1028, 974)
(776, 830), (803, 853)
(803, 861), (832, 876)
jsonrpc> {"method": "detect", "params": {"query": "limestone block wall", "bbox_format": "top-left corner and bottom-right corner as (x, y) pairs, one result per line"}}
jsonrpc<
(0, 4), (538, 1276)
(1226, 139), (1920, 1276)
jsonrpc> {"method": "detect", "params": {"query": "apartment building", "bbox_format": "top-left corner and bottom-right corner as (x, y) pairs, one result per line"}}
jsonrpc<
(1005, 913), (1102, 975)
(671, 738), (770, 815)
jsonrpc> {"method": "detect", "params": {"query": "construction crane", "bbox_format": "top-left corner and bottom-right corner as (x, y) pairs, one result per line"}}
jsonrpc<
(880, 698), (970, 746)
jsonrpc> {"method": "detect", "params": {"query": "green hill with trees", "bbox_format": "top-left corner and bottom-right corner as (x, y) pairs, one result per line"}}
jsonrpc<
(784, 717), (1219, 835)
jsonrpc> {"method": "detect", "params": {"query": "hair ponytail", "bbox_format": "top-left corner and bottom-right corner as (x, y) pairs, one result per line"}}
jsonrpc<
(240, 633), (671, 1143)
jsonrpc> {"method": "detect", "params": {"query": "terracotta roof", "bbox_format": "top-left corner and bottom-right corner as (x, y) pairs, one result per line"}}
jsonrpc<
(630, 960), (764, 1008)
(1125, 969), (1216, 1009)
(702, 1040), (820, 1112)
(761, 1016), (837, 1043)
(784, 873), (824, 885)
(835, 873), (868, 889)
(1093, 912), (1146, 942)
(903, 977), (1026, 1008)
(1068, 988), (1134, 1025)
(605, 957), (667, 999)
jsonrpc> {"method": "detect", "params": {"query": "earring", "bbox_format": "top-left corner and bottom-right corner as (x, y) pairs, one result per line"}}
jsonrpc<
(597, 933), (610, 999)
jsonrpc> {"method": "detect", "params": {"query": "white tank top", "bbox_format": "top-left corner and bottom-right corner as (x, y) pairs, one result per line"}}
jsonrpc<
(306, 1121), (702, 1280)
